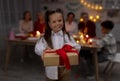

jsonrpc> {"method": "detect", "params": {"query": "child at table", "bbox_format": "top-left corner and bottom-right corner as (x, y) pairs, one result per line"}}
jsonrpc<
(82, 20), (117, 80)
(35, 8), (81, 81)
(96, 20), (117, 62)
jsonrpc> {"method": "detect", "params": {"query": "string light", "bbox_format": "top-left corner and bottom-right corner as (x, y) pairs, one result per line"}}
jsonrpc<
(80, 0), (103, 10)
(93, 18), (97, 22)
(80, 18), (83, 22)
(80, 15), (100, 22)
(96, 15), (100, 19)
(89, 15), (100, 22)
(89, 16), (93, 20)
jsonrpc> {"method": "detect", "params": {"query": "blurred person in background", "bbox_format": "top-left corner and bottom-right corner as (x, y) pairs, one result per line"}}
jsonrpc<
(34, 12), (45, 33)
(19, 11), (33, 34)
(65, 12), (78, 35)
(18, 11), (33, 62)
(78, 12), (96, 38)
(78, 12), (96, 80)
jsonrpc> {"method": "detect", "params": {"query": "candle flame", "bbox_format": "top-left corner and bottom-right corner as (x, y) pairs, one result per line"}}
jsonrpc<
(36, 31), (40, 37)
(76, 40), (80, 43)
(89, 39), (92, 42)
(80, 35), (84, 38)
(80, 18), (83, 22)
(36, 31), (40, 35)
(86, 34), (89, 38)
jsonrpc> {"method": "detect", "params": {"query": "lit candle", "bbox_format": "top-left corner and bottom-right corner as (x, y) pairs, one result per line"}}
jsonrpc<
(89, 38), (93, 44)
(85, 34), (89, 38)
(80, 34), (85, 44)
(36, 31), (41, 38)
(76, 40), (80, 44)
(80, 18), (83, 22)
(85, 34), (89, 43)
(82, 40), (86, 44)
(80, 34), (84, 39)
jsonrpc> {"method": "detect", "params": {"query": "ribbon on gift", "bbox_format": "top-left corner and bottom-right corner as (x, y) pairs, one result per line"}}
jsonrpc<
(46, 44), (78, 70)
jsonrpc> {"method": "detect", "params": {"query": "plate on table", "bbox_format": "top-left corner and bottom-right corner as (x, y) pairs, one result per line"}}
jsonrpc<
(27, 37), (39, 40)
(15, 33), (26, 36)
(15, 33), (28, 39)
(73, 34), (79, 38)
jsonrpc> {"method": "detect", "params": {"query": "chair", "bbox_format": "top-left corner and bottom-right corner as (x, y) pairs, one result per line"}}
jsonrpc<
(103, 53), (120, 81)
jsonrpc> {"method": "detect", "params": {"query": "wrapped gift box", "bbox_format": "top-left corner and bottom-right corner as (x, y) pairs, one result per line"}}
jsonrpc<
(43, 52), (79, 66)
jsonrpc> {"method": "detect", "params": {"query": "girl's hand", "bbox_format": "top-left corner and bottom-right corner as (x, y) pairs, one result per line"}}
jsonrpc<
(41, 52), (45, 61)
(41, 47), (52, 61)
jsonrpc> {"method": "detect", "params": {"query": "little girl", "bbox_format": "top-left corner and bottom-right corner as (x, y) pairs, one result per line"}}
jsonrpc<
(35, 9), (81, 81)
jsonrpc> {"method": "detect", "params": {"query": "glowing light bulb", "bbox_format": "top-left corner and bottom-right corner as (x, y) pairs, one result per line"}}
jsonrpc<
(89, 39), (93, 44)
(80, 0), (84, 3)
(89, 16), (93, 20)
(96, 15), (100, 19)
(87, 4), (90, 7)
(80, 18), (83, 22)
(84, 2), (87, 5)
(80, 35), (84, 39)
(89, 39), (92, 42)
(80, 0), (103, 10)
(91, 5), (94, 9)
(86, 34), (89, 38)
(93, 18), (97, 22)
(76, 40), (80, 43)
(36, 31), (41, 37)
(99, 6), (102, 10)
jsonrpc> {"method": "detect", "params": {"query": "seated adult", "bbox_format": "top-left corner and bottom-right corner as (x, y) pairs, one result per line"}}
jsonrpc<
(65, 12), (78, 35)
(78, 12), (96, 38)
(78, 12), (97, 79)
(19, 11), (33, 34)
(34, 12), (45, 33)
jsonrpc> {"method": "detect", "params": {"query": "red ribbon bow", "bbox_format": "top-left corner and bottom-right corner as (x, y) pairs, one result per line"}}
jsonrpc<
(46, 44), (78, 70)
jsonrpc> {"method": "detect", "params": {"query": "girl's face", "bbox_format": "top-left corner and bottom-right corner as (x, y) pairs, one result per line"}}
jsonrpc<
(48, 13), (63, 33)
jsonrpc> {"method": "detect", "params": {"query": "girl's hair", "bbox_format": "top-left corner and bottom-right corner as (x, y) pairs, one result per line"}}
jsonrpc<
(44, 8), (70, 48)
(23, 11), (31, 20)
